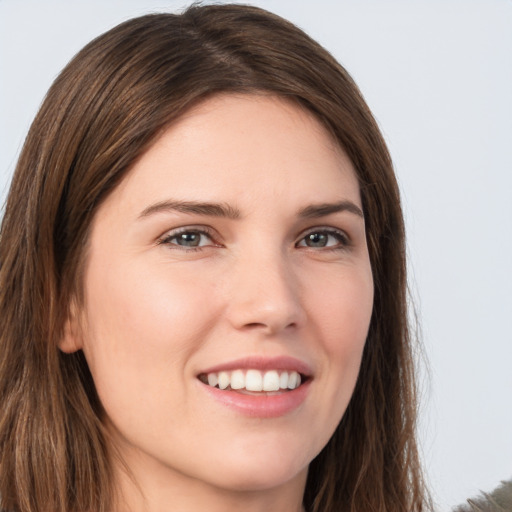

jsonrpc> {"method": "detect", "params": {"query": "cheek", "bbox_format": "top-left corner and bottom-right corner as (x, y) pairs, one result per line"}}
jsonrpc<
(304, 263), (373, 406)
(288, 264), (373, 463)
(79, 259), (218, 411)
(306, 263), (373, 352)
(84, 258), (214, 349)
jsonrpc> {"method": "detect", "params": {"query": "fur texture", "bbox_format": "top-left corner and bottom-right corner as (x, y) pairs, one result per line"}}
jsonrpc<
(453, 480), (512, 512)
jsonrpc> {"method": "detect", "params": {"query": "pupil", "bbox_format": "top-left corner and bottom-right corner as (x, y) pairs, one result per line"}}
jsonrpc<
(179, 233), (200, 246)
(307, 233), (327, 247)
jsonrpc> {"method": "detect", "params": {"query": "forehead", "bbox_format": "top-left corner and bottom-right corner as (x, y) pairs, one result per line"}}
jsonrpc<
(105, 94), (361, 216)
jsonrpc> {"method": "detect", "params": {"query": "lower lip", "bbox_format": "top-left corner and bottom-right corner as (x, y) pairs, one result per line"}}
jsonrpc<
(199, 380), (311, 418)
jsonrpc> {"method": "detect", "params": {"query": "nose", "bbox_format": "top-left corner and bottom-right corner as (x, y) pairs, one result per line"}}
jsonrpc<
(224, 250), (306, 335)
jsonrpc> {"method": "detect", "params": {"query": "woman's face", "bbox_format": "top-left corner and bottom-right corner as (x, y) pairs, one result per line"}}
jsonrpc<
(64, 95), (373, 499)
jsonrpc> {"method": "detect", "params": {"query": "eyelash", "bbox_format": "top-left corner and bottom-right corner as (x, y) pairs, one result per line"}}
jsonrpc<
(158, 226), (351, 252)
(158, 227), (218, 252)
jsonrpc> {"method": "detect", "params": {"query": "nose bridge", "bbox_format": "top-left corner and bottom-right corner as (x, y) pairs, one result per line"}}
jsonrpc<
(225, 244), (305, 334)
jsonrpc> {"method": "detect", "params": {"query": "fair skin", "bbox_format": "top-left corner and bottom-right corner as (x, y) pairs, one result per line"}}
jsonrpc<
(61, 94), (374, 512)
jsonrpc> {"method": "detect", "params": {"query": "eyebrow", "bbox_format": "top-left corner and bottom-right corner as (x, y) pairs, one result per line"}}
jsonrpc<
(138, 200), (242, 220)
(298, 200), (364, 219)
(138, 199), (363, 221)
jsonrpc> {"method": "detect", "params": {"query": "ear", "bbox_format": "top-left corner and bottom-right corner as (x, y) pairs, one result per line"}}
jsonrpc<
(58, 299), (83, 354)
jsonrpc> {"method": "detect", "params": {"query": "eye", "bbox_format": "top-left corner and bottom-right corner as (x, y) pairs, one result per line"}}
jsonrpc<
(159, 228), (216, 250)
(296, 229), (349, 249)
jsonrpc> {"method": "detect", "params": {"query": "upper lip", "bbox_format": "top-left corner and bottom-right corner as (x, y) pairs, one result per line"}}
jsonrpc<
(198, 356), (313, 378)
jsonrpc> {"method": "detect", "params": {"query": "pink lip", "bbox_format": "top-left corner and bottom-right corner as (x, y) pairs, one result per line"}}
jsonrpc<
(199, 379), (311, 418)
(197, 356), (313, 418)
(198, 355), (313, 377)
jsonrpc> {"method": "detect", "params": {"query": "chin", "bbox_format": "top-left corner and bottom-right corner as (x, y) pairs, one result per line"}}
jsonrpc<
(199, 443), (310, 493)
(213, 462), (308, 493)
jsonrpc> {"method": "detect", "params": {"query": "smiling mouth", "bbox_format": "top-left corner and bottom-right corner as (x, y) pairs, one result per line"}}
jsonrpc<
(198, 369), (307, 393)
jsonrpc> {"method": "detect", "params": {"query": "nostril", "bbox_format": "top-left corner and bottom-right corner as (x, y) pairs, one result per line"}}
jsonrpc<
(241, 321), (298, 331)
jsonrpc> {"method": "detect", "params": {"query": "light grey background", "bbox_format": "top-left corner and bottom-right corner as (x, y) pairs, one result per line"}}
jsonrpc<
(1, 1), (511, 509)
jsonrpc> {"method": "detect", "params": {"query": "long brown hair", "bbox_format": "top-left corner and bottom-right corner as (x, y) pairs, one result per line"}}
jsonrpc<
(0, 4), (429, 511)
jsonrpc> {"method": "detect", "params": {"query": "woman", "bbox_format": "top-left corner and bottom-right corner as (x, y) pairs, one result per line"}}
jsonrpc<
(0, 4), (429, 512)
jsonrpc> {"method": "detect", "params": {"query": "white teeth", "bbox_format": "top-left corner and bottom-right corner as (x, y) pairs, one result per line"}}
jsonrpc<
(207, 373), (218, 387)
(279, 371), (289, 389)
(230, 370), (245, 390)
(218, 371), (230, 390)
(203, 369), (303, 392)
(287, 371), (298, 389)
(245, 369), (263, 391)
(263, 370), (280, 391)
